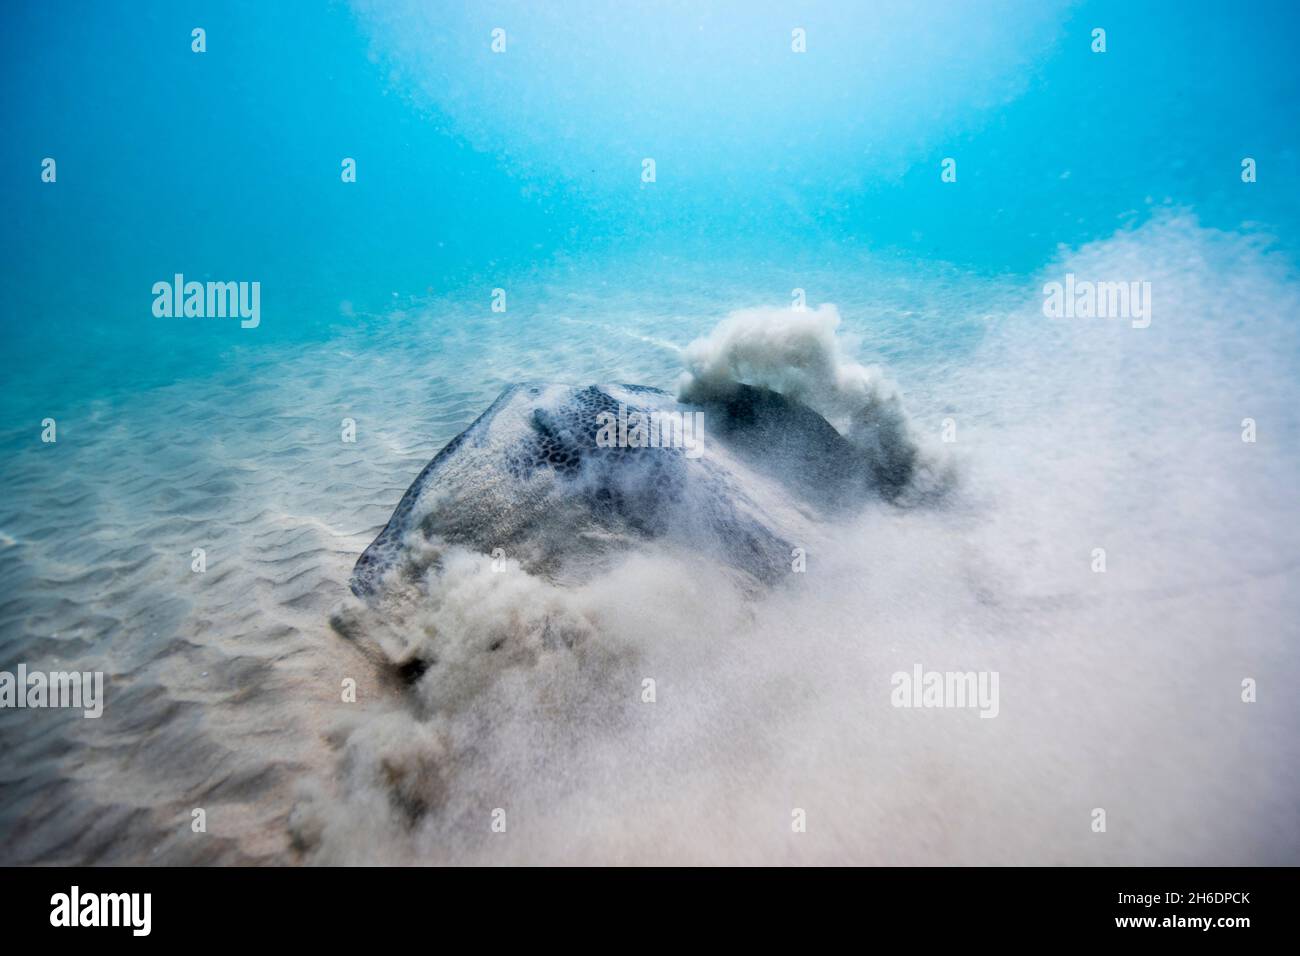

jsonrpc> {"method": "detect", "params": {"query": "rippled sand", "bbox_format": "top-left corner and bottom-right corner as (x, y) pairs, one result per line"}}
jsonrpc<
(3, 225), (1299, 864)
(0, 306), (558, 861)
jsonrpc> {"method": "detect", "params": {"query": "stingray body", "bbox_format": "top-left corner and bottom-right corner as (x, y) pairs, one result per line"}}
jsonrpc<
(350, 382), (915, 599)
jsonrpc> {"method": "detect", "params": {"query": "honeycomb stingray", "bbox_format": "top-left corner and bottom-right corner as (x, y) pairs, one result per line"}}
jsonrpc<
(349, 381), (931, 603)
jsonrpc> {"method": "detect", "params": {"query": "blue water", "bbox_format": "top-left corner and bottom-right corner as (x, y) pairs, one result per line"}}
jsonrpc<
(3, 0), (1299, 419)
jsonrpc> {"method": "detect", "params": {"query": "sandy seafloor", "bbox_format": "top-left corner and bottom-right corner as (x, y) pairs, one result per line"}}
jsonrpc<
(1, 217), (1299, 865)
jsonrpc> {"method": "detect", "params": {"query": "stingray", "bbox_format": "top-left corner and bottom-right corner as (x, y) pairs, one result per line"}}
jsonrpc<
(350, 382), (923, 600)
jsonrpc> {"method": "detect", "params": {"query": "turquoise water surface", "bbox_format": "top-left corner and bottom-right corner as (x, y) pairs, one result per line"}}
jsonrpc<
(3, 0), (1299, 416)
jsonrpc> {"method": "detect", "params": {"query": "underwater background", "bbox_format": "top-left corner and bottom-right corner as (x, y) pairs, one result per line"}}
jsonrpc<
(1, 0), (1298, 864)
